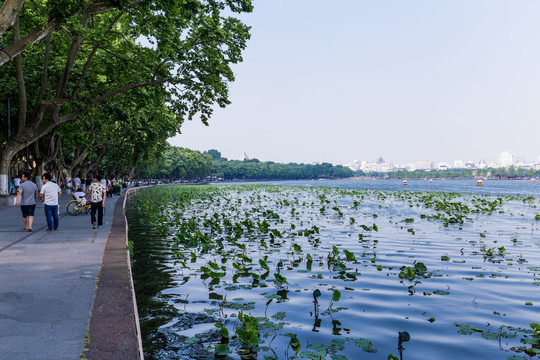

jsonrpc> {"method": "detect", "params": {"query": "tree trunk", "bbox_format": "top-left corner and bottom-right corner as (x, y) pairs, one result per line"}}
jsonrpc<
(0, 144), (18, 195)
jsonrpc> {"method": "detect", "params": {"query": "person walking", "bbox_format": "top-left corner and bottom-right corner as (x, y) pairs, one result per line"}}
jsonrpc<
(40, 172), (62, 231)
(73, 175), (81, 189)
(87, 175), (106, 229)
(13, 175), (21, 194)
(15, 172), (38, 232)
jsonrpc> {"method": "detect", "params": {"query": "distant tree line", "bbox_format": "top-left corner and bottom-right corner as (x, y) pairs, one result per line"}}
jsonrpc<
(204, 150), (353, 180)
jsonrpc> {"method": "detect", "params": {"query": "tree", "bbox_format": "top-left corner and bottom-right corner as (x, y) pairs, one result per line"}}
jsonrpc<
(0, 0), (25, 37)
(210, 156), (354, 180)
(0, 0), (253, 194)
(136, 145), (212, 180)
(204, 149), (227, 162)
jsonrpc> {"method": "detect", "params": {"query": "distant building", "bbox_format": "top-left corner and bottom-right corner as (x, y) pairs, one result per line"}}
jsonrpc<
(453, 160), (464, 169)
(437, 162), (450, 171)
(239, 152), (250, 161)
(498, 151), (514, 167)
(477, 159), (487, 169)
(346, 160), (363, 172)
(411, 161), (434, 171)
(348, 159), (395, 172)
(345, 152), (538, 173)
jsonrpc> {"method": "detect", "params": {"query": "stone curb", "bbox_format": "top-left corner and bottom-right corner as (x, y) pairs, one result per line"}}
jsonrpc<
(84, 190), (144, 360)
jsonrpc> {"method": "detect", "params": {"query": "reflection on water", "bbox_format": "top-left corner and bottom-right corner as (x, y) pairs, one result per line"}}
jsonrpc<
(128, 183), (540, 360)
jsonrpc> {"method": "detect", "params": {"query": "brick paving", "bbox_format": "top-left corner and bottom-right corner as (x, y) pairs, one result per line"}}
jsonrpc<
(0, 192), (142, 360)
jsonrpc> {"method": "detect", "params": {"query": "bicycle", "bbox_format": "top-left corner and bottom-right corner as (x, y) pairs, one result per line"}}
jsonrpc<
(66, 200), (107, 216)
(66, 200), (90, 215)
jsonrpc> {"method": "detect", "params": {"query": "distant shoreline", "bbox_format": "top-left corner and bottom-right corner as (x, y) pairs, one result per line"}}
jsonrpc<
(211, 177), (536, 183)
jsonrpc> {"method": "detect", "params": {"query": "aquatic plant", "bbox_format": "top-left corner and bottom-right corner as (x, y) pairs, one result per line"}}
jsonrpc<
(127, 184), (540, 360)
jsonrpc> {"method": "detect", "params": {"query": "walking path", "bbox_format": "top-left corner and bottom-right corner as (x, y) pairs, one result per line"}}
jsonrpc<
(0, 192), (141, 360)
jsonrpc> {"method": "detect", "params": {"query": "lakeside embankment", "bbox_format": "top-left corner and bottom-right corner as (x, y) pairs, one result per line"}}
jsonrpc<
(0, 191), (142, 360)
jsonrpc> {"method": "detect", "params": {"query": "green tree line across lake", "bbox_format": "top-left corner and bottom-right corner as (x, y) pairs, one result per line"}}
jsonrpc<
(134, 147), (539, 181)
(135, 147), (353, 180)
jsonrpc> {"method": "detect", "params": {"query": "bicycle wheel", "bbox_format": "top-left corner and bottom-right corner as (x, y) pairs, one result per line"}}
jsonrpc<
(66, 201), (80, 215)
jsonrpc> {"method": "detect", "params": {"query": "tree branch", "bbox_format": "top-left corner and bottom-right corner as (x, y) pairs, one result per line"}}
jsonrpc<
(91, 78), (170, 105)
(31, 32), (51, 126)
(72, 11), (124, 100)
(0, 18), (58, 67)
(0, 0), (24, 36)
(12, 17), (26, 133)
(55, 12), (93, 104)
(0, 0), (141, 67)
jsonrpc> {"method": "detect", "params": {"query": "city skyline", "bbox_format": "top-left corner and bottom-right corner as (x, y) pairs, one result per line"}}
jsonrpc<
(208, 149), (540, 170)
(169, 1), (540, 166)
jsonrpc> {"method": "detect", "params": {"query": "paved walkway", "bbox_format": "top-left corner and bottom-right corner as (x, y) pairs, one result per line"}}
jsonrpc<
(0, 193), (118, 360)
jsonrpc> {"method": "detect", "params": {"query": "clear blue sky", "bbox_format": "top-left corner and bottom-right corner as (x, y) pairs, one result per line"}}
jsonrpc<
(169, 0), (540, 165)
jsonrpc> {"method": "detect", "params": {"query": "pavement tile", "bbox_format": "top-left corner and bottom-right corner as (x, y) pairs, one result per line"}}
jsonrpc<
(0, 193), (119, 360)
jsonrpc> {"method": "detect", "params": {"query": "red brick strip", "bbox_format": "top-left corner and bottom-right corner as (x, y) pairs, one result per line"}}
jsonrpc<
(85, 193), (144, 360)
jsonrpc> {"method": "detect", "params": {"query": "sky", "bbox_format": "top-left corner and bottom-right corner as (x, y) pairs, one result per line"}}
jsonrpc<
(169, 0), (540, 166)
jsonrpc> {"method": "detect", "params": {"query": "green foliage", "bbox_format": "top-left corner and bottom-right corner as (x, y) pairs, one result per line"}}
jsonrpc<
(343, 249), (356, 262)
(136, 145), (212, 179)
(399, 262), (428, 280)
(289, 335), (301, 354)
(273, 273), (288, 284)
(354, 338), (377, 353)
(235, 311), (259, 348)
(47, 0), (86, 20)
(204, 149), (228, 162)
(0, 0), (253, 177)
(332, 289), (341, 302)
(211, 159), (353, 180)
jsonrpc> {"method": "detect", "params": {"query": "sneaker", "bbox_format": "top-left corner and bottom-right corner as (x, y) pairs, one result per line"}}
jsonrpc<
(92, 222), (97, 229)
(98, 226), (102, 229)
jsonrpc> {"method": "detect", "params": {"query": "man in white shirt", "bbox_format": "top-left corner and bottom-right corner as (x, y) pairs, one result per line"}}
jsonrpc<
(40, 172), (62, 231)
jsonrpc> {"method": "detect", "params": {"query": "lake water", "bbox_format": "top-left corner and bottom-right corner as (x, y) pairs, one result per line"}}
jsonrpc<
(128, 180), (540, 360)
(221, 179), (540, 197)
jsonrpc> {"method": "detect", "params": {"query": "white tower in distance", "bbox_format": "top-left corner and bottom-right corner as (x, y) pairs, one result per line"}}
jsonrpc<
(498, 151), (514, 167)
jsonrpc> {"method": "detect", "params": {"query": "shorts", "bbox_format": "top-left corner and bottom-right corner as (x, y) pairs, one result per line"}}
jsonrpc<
(21, 204), (36, 218)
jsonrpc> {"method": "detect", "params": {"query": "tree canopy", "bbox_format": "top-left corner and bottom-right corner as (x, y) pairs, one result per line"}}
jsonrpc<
(0, 0), (253, 193)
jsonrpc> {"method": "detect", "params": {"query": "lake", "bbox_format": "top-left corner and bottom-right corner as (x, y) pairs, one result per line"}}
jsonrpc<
(220, 179), (540, 197)
(127, 180), (540, 360)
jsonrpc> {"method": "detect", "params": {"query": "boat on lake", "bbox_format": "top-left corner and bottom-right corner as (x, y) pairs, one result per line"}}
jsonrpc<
(403, 180), (408, 185)
(531, 178), (537, 183)
(477, 179), (484, 186)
